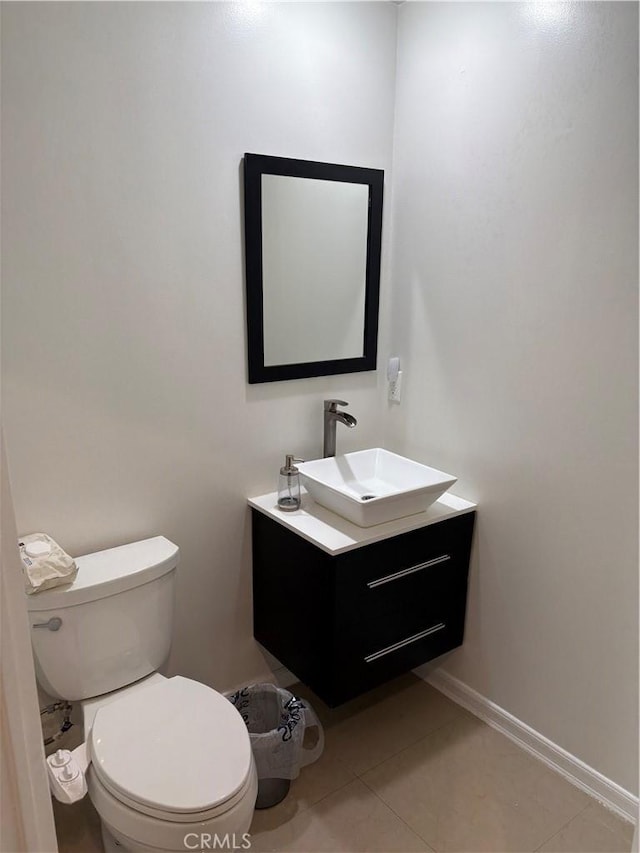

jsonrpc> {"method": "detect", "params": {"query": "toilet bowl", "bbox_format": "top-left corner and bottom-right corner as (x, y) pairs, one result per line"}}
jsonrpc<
(91, 770), (257, 853)
(84, 675), (257, 852)
(26, 537), (258, 852)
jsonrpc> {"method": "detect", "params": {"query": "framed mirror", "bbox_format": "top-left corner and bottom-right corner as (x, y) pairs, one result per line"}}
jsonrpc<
(243, 153), (383, 383)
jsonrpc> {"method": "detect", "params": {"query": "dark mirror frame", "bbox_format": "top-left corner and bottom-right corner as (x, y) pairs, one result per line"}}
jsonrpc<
(243, 153), (384, 384)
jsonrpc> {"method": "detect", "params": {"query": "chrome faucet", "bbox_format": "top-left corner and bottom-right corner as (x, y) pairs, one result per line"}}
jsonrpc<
(323, 399), (357, 458)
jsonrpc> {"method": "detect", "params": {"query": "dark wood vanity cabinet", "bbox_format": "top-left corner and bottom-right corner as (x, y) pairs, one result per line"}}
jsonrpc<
(252, 509), (476, 706)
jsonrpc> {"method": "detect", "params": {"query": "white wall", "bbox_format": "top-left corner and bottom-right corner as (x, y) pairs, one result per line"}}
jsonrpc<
(3, 0), (637, 800)
(389, 1), (638, 794)
(1, 1), (397, 689)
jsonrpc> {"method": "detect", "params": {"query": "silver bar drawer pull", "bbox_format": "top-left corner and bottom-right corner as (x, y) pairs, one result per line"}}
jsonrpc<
(367, 554), (450, 589)
(364, 622), (446, 663)
(32, 617), (62, 631)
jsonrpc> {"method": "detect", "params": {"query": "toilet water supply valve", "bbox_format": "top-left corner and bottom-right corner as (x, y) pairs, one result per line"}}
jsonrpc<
(46, 743), (89, 804)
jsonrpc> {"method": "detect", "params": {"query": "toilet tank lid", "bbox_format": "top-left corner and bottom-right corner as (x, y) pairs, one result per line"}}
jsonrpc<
(25, 536), (179, 612)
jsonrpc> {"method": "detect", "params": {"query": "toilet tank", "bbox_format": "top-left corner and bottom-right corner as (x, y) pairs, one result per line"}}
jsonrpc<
(25, 537), (179, 701)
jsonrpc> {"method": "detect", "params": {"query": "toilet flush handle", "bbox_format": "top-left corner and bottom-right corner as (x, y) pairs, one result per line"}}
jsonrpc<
(33, 617), (62, 631)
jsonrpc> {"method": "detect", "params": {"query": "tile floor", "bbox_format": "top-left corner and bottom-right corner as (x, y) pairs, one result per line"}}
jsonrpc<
(53, 674), (634, 853)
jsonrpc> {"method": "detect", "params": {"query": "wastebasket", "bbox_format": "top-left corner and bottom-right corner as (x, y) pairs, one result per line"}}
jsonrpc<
(227, 683), (324, 809)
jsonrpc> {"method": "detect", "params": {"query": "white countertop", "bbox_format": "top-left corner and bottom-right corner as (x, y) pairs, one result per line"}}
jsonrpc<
(248, 491), (477, 555)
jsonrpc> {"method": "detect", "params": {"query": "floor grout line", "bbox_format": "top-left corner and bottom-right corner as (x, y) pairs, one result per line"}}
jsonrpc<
(531, 801), (593, 852)
(347, 717), (460, 780)
(358, 772), (438, 852)
(292, 775), (356, 815)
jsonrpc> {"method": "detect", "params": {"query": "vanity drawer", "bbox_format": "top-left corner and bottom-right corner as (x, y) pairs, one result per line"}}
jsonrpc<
(335, 514), (473, 648)
(331, 616), (464, 704)
(337, 554), (464, 649)
(337, 514), (473, 591)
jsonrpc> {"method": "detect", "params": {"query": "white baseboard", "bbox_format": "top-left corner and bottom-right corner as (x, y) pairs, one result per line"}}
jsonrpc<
(416, 665), (638, 825)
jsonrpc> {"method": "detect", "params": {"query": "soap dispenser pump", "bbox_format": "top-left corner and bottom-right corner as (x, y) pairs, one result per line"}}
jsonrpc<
(277, 455), (303, 512)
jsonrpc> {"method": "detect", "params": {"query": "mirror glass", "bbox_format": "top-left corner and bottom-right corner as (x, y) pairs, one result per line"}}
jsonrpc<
(244, 154), (383, 383)
(262, 175), (368, 366)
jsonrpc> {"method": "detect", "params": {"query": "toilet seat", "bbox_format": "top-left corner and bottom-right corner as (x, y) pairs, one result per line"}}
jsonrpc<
(90, 764), (256, 823)
(87, 762), (258, 852)
(90, 675), (253, 820)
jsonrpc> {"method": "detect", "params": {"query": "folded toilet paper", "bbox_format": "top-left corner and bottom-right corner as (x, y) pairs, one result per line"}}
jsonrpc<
(19, 533), (78, 595)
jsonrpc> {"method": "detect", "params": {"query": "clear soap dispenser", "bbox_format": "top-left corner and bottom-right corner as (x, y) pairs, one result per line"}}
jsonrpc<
(278, 455), (303, 512)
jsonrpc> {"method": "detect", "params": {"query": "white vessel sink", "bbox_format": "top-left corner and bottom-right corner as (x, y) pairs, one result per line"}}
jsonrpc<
(297, 448), (457, 527)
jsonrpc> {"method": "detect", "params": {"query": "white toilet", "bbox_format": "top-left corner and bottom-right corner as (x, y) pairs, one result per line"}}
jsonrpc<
(26, 536), (258, 853)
